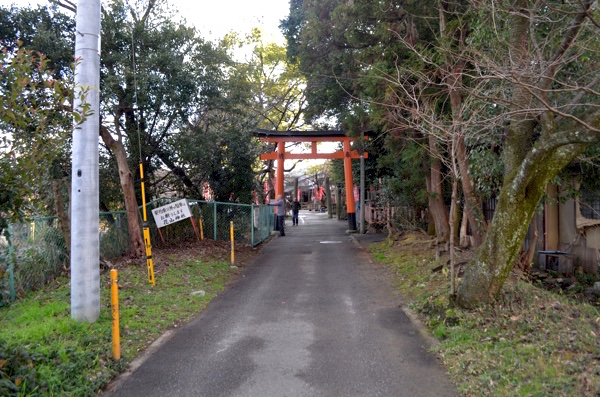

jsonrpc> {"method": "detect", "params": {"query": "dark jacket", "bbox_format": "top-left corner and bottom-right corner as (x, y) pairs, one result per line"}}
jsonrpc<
(291, 201), (301, 213)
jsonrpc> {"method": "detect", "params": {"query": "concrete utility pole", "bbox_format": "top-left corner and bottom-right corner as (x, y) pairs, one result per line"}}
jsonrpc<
(71, 0), (101, 322)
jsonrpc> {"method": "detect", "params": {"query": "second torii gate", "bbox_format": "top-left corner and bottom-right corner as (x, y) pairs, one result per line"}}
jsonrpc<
(257, 129), (368, 231)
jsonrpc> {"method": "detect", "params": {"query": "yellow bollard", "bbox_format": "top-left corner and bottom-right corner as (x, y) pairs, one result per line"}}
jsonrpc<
(230, 221), (235, 265)
(110, 269), (121, 360)
(142, 228), (156, 286)
(199, 218), (204, 241)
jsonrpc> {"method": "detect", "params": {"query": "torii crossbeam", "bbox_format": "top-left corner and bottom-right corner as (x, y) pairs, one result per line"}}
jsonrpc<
(257, 129), (368, 230)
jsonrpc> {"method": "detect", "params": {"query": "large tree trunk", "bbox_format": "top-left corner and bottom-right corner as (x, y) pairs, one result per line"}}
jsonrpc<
(99, 125), (145, 258)
(455, 111), (600, 307)
(456, 144), (583, 307)
(457, 113), (600, 308)
(426, 135), (450, 241)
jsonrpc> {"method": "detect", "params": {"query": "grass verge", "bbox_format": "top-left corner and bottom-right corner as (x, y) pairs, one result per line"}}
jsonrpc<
(0, 252), (240, 396)
(368, 234), (600, 397)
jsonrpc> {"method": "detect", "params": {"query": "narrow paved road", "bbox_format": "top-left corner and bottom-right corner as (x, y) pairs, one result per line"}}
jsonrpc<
(105, 211), (456, 397)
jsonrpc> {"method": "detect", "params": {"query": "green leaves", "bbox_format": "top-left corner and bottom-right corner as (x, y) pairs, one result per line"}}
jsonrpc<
(0, 4), (75, 78)
(0, 42), (74, 232)
(469, 147), (503, 198)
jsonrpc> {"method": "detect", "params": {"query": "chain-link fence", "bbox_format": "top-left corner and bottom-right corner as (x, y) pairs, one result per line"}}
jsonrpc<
(99, 211), (131, 259)
(0, 199), (274, 306)
(0, 218), (68, 306)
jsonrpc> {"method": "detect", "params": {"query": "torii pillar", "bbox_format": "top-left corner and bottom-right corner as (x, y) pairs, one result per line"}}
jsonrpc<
(276, 141), (285, 198)
(257, 130), (367, 231)
(343, 139), (357, 230)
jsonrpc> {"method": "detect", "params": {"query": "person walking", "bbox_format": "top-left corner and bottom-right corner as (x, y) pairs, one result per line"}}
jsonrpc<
(268, 194), (286, 236)
(291, 199), (301, 226)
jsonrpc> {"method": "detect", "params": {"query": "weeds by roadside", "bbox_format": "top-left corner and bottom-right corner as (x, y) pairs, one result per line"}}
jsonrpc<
(0, 245), (243, 396)
(368, 235), (600, 396)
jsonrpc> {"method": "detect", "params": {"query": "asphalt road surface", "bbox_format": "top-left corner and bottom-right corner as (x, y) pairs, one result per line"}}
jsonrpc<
(105, 211), (456, 397)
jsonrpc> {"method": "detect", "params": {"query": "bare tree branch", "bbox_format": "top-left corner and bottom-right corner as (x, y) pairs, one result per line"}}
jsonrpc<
(49, 0), (76, 13)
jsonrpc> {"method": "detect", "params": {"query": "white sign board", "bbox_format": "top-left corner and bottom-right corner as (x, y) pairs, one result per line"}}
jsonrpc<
(151, 199), (192, 228)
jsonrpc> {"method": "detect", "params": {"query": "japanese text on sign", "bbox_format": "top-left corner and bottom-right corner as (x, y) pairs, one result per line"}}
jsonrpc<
(151, 199), (192, 228)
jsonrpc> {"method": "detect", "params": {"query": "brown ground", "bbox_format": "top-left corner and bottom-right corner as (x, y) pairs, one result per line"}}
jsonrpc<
(104, 239), (262, 274)
(151, 240), (260, 271)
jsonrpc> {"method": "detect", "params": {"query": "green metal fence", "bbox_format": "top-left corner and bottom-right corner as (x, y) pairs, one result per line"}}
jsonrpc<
(143, 198), (274, 246)
(0, 199), (274, 306)
(99, 211), (130, 259)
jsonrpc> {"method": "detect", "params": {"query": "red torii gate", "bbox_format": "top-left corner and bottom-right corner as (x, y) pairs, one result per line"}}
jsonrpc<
(257, 129), (367, 231)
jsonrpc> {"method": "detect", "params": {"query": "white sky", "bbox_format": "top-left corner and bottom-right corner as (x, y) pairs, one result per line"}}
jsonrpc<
(0, 0), (289, 44)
